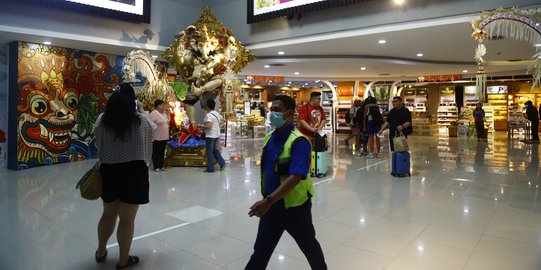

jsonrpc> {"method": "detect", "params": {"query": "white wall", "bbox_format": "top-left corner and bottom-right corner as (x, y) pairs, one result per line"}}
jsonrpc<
(211, 0), (541, 45)
(0, 45), (7, 168)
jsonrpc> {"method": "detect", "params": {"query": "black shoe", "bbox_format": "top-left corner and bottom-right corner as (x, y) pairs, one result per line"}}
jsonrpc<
(219, 164), (226, 171)
(95, 250), (107, 263)
(204, 169), (215, 173)
(116, 255), (139, 269)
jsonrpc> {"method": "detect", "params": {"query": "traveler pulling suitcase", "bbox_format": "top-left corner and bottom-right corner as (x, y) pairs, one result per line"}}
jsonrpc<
(391, 151), (411, 177)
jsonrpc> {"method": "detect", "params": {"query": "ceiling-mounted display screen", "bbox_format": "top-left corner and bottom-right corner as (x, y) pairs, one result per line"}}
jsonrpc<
(21, 0), (150, 23)
(248, 0), (373, 24)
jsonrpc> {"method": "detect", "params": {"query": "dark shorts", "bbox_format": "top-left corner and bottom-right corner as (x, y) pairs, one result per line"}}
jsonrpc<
(100, 160), (149, 204)
(367, 121), (379, 135)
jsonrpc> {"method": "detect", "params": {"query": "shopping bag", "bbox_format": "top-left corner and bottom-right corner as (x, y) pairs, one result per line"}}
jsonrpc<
(393, 132), (409, 152)
(76, 162), (102, 200)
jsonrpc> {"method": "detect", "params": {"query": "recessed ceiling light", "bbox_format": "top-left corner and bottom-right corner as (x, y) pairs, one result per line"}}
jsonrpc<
(43, 41), (51, 45)
(417, 53), (423, 57)
(393, 0), (405, 5)
(264, 65), (270, 68)
(462, 70), (468, 73)
(294, 72), (300, 75)
(378, 40), (386, 44)
(278, 51), (285, 55)
(360, 67), (367, 70)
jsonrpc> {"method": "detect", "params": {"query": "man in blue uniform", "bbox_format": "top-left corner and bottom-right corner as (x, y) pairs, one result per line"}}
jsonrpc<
(245, 95), (327, 270)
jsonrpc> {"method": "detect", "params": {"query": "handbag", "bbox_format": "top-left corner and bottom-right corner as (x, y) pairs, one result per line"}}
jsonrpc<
(76, 162), (102, 200)
(76, 129), (103, 200)
(393, 132), (409, 152)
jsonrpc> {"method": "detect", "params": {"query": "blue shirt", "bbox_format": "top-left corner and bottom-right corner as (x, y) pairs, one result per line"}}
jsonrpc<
(263, 123), (311, 195)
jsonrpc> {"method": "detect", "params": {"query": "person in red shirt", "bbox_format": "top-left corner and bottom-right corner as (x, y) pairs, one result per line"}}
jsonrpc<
(298, 92), (327, 139)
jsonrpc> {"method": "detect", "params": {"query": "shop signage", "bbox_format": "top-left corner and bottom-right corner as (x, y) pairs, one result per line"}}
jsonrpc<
(487, 85), (508, 94)
(404, 89), (416, 96)
(464, 86), (476, 94)
(245, 75), (285, 83)
(418, 74), (462, 82)
(338, 87), (353, 96)
(440, 86), (455, 95)
(416, 89), (428, 96)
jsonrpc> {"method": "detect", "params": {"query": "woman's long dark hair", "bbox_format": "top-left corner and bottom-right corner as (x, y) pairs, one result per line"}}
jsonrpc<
(101, 83), (141, 140)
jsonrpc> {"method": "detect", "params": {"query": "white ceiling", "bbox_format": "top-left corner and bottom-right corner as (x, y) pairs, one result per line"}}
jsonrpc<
(240, 14), (540, 82)
(0, 8), (539, 84)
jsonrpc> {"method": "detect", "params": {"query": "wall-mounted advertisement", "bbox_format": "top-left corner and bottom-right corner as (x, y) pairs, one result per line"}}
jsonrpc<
(248, 0), (373, 23)
(254, 0), (324, 15)
(487, 85), (508, 94)
(20, 0), (150, 23)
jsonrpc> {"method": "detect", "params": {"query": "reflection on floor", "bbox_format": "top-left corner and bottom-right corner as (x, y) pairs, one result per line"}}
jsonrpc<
(1, 132), (541, 270)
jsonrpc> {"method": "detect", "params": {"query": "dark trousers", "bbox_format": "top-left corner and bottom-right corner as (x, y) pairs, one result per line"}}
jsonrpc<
(205, 137), (225, 172)
(532, 121), (540, 141)
(475, 121), (485, 139)
(152, 140), (167, 169)
(245, 199), (327, 270)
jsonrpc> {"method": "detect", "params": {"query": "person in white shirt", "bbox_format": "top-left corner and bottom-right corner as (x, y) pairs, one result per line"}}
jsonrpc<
(199, 99), (225, 172)
(149, 100), (170, 171)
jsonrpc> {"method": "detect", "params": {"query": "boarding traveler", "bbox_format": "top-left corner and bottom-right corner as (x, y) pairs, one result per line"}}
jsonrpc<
(378, 96), (412, 151)
(298, 91), (327, 140)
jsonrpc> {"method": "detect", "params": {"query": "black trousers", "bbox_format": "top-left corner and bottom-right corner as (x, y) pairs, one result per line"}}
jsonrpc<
(475, 121), (485, 139)
(245, 199), (327, 270)
(152, 140), (167, 169)
(532, 121), (540, 141)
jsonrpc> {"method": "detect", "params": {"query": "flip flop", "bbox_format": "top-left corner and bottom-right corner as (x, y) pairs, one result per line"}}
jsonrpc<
(116, 255), (139, 269)
(95, 250), (107, 263)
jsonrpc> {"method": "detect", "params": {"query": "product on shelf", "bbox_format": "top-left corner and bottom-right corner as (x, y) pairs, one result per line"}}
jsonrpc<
(487, 94), (508, 131)
(437, 104), (458, 134)
(482, 104), (494, 132)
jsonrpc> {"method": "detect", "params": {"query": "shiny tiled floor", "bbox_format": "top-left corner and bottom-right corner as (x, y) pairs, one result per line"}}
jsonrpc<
(1, 133), (541, 270)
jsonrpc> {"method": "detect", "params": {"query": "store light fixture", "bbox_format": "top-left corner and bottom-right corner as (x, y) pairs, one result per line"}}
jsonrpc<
(378, 39), (386, 44)
(294, 72), (300, 75)
(43, 41), (52, 45)
(360, 67), (367, 70)
(264, 64), (270, 68)
(393, 0), (405, 5)
(463, 70), (468, 73)
(535, 44), (541, 47)
(278, 51), (285, 55)
(416, 53), (423, 57)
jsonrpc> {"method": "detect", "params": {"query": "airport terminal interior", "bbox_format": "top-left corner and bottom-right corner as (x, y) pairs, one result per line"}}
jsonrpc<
(1, 0), (541, 269)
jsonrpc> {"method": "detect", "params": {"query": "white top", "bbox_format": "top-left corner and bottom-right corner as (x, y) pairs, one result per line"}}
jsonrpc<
(93, 112), (156, 164)
(204, 111), (222, 138)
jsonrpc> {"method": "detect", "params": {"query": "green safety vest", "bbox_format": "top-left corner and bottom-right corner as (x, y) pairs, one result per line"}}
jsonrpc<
(261, 128), (315, 208)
